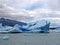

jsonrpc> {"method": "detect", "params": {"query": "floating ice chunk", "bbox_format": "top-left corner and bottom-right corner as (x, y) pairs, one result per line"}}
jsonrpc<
(0, 36), (9, 40)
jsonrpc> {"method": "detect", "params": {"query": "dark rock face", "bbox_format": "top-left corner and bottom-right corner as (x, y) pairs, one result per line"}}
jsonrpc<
(0, 18), (27, 26)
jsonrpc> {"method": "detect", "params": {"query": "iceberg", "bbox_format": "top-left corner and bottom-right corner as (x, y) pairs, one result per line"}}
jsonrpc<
(19, 20), (50, 33)
(0, 18), (50, 33)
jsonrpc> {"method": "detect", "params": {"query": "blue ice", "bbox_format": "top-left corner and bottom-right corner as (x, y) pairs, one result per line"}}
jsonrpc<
(0, 20), (50, 33)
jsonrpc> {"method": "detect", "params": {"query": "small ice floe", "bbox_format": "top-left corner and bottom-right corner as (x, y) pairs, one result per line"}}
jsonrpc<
(49, 29), (60, 33)
(53, 30), (60, 32)
(0, 36), (9, 40)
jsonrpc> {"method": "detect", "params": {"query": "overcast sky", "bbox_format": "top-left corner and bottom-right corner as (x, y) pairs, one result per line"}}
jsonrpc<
(0, 0), (60, 22)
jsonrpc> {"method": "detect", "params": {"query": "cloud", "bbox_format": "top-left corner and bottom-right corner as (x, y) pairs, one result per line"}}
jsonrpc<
(44, 0), (60, 11)
(25, 1), (45, 11)
(1, 0), (39, 9)
(1, 0), (60, 11)
(0, 0), (60, 22)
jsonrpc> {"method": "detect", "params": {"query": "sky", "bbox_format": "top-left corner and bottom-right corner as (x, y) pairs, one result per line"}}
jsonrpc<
(1, 0), (60, 10)
(0, 0), (60, 22)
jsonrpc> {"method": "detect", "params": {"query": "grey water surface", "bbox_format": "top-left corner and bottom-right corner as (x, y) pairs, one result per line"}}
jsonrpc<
(0, 31), (60, 45)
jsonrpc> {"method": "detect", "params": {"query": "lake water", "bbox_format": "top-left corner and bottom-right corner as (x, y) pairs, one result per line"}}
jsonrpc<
(0, 31), (60, 45)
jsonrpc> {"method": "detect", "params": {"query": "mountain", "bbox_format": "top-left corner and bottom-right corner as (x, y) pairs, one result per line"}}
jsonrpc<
(0, 18), (27, 26)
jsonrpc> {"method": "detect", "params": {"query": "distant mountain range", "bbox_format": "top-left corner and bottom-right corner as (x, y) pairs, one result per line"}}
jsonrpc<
(0, 18), (27, 26)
